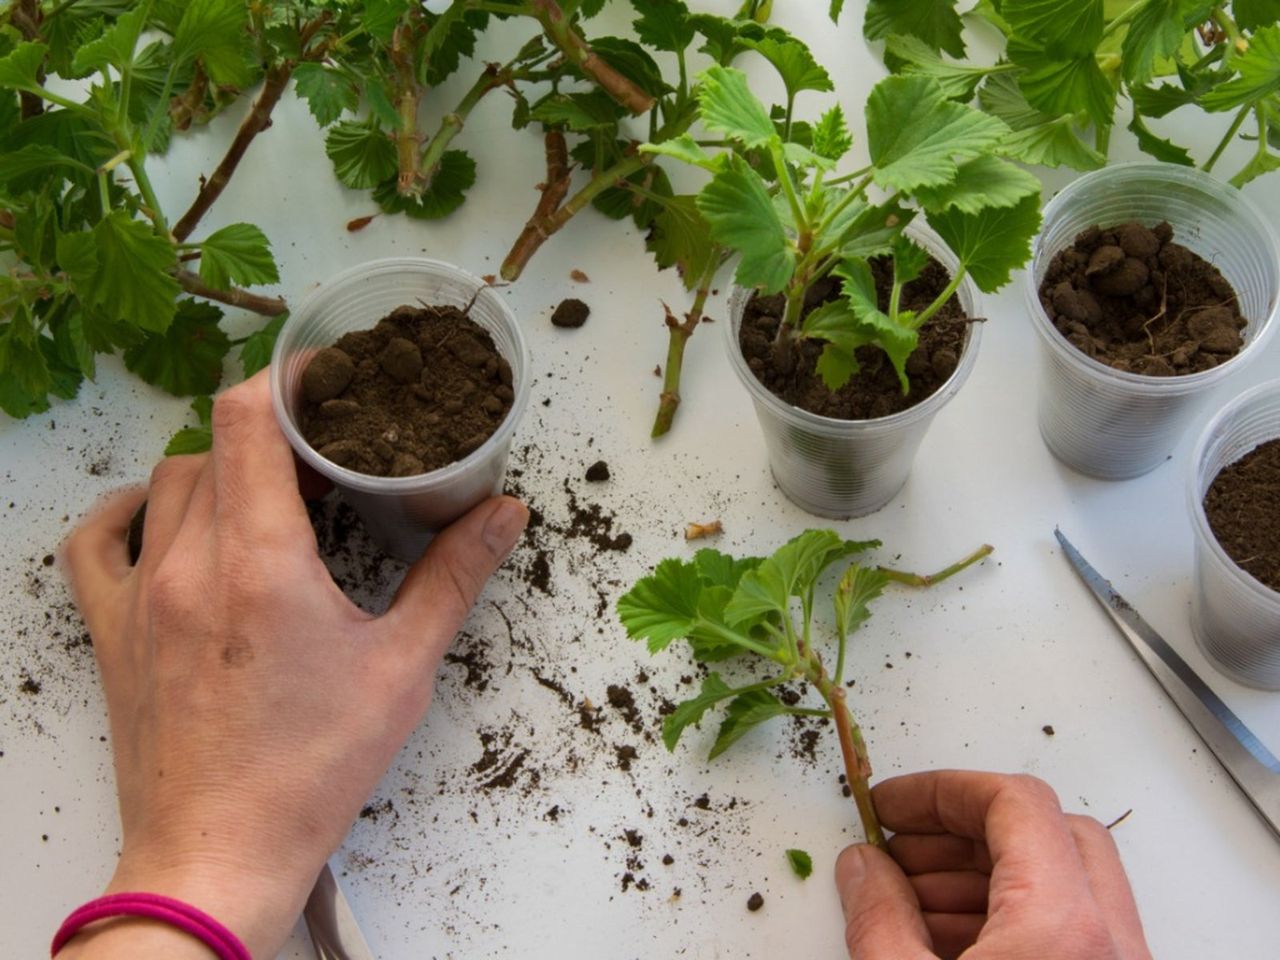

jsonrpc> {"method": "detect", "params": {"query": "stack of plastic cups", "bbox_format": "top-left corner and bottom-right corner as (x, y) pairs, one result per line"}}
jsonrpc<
(271, 258), (530, 562)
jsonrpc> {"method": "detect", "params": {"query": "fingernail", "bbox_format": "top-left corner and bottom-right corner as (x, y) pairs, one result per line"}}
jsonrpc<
(837, 845), (868, 887)
(482, 499), (528, 558)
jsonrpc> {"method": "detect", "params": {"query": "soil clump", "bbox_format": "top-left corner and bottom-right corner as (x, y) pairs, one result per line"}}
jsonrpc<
(299, 304), (513, 477)
(1203, 438), (1280, 591)
(1037, 221), (1245, 376)
(551, 298), (590, 328)
(740, 256), (970, 419)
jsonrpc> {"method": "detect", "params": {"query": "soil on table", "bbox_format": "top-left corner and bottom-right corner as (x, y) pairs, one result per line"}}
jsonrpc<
(1037, 221), (1246, 376)
(1203, 438), (1280, 592)
(739, 257), (971, 420)
(299, 304), (514, 477)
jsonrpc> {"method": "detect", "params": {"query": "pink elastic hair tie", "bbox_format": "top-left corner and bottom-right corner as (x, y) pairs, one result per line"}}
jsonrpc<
(51, 892), (252, 959)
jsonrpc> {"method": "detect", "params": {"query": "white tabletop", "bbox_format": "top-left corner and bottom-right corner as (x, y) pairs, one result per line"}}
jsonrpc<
(3, 4), (1279, 958)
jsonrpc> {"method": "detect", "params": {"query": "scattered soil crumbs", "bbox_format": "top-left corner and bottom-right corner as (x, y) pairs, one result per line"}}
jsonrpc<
(550, 298), (590, 328)
(298, 304), (515, 477)
(740, 256), (971, 420)
(585, 460), (610, 482)
(1203, 437), (1280, 591)
(1042, 725), (1056, 737)
(1038, 221), (1246, 375)
(747, 892), (765, 912)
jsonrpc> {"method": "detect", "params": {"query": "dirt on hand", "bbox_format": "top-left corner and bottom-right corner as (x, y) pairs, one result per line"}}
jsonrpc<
(1038, 221), (1246, 376)
(298, 304), (514, 477)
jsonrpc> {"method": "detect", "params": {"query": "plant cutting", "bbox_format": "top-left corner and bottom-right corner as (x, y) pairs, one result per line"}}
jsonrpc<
(0, 0), (356, 420)
(644, 63), (1041, 513)
(617, 529), (992, 845)
(271, 257), (530, 562)
(840, 0), (1280, 188)
(1188, 379), (1280, 689)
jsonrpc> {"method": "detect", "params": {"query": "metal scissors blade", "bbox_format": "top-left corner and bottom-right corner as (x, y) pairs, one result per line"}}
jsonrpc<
(1055, 529), (1280, 843)
(303, 861), (377, 960)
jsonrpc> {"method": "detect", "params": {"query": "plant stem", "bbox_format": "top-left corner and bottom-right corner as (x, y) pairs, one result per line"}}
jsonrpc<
(175, 269), (287, 316)
(390, 17), (425, 197)
(815, 672), (885, 848)
(770, 140), (807, 232)
(417, 62), (507, 191)
(878, 544), (994, 587)
(1100, 0), (1148, 40)
(911, 265), (968, 330)
(1204, 103), (1251, 172)
(651, 250), (722, 438)
(126, 155), (169, 234)
(530, 0), (655, 115)
(172, 64), (293, 241)
(1095, 122), (1112, 157)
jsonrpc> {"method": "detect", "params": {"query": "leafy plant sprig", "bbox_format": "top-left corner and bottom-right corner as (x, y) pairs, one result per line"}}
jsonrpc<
(617, 529), (993, 846)
(840, 1), (1280, 187)
(0, 0), (346, 419)
(648, 63), (1043, 395)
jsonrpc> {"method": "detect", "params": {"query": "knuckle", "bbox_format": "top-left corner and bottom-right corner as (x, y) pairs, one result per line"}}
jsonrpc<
(211, 384), (257, 435)
(148, 454), (198, 491)
(1007, 772), (1061, 809)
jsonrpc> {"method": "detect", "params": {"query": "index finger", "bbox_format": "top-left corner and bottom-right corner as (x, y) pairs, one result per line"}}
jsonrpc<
(872, 771), (1093, 904)
(60, 486), (147, 631)
(209, 369), (314, 540)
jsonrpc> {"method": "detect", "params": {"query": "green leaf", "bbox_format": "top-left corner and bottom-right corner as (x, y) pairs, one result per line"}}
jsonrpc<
(293, 63), (360, 127)
(66, 212), (180, 335)
(864, 0), (966, 59)
(1128, 113), (1194, 165)
(240, 313), (287, 379)
(801, 299), (873, 356)
(693, 549), (763, 590)
(893, 236), (930, 286)
(914, 155), (1042, 214)
(1229, 145), (1280, 186)
(1236, 0), (1280, 31)
(785, 849), (813, 879)
(198, 223), (279, 290)
(697, 154), (795, 295)
(662, 673), (734, 750)
(529, 89), (624, 131)
(40, 334), (84, 401)
(0, 144), (92, 187)
(0, 42), (48, 90)
(826, 199), (913, 260)
(646, 196), (719, 291)
(1122, 1), (1210, 84)
(867, 76), (1012, 192)
(883, 34), (995, 101)
(326, 119), (397, 189)
(710, 690), (788, 758)
(697, 65), (779, 149)
(689, 13), (756, 64)
(617, 557), (704, 652)
(165, 427), (213, 455)
(631, 0), (695, 53)
(927, 193), (1042, 293)
(1130, 81), (1197, 118)
(836, 258), (917, 392)
(124, 299), (229, 396)
(815, 343), (858, 391)
(71, 4), (148, 75)
(374, 150), (476, 219)
(1007, 37), (1117, 128)
(1200, 24), (1280, 112)
(171, 0), (252, 87)
(812, 104), (853, 161)
(0, 322), (52, 418)
(640, 134), (726, 172)
(363, 0), (411, 42)
(744, 36), (833, 102)
(834, 564), (890, 640)
(979, 74), (1106, 169)
(1002, 0), (1103, 56)
(587, 37), (670, 99)
(727, 530), (878, 625)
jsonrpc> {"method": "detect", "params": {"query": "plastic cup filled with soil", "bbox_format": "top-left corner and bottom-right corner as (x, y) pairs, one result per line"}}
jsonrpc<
(271, 258), (530, 561)
(1188, 379), (1280, 690)
(1026, 162), (1279, 480)
(725, 227), (980, 518)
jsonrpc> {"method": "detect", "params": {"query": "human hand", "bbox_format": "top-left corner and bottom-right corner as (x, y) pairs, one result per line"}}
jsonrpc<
(836, 771), (1152, 960)
(59, 370), (528, 958)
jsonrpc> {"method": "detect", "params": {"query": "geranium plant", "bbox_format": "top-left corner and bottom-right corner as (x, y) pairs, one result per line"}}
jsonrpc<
(618, 529), (992, 845)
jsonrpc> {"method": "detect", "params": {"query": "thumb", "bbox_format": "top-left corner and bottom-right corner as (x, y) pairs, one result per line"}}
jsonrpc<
(836, 845), (935, 960)
(384, 495), (528, 657)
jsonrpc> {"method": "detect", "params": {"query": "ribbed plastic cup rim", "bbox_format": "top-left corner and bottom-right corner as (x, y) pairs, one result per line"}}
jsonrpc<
(722, 230), (982, 438)
(1188, 378), (1280, 608)
(1026, 161), (1280, 395)
(269, 257), (531, 495)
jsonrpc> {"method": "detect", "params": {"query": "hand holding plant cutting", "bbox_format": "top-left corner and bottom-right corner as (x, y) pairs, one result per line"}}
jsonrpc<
(617, 529), (993, 846)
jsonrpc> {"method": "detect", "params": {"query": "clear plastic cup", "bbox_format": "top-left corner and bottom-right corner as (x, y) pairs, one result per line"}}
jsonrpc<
(724, 229), (981, 518)
(270, 258), (530, 562)
(1027, 162), (1280, 480)
(1188, 380), (1280, 690)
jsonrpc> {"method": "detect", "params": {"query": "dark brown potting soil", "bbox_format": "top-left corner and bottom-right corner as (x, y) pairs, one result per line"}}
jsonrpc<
(740, 257), (971, 420)
(551, 298), (590, 328)
(1038, 221), (1246, 376)
(1203, 438), (1280, 591)
(299, 304), (513, 477)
